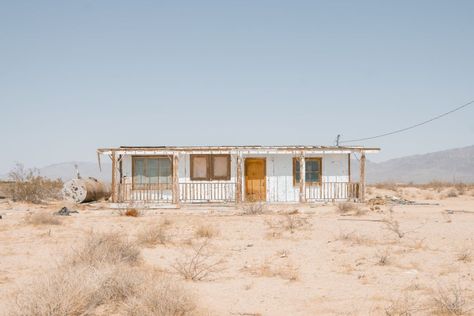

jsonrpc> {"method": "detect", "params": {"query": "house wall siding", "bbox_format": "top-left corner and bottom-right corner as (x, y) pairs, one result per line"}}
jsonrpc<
(118, 153), (350, 203)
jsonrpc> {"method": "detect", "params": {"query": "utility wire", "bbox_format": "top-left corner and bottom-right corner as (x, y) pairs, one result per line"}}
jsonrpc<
(340, 99), (474, 144)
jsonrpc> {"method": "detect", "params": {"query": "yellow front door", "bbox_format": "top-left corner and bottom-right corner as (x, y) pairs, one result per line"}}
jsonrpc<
(245, 158), (266, 201)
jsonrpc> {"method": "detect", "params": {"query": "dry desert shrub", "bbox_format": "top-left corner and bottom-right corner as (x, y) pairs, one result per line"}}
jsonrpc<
(384, 294), (419, 316)
(125, 274), (196, 316)
(172, 239), (224, 281)
(456, 248), (472, 263)
(69, 232), (141, 266)
(7, 163), (63, 203)
(265, 213), (311, 235)
(374, 182), (398, 191)
(375, 249), (391, 266)
(382, 216), (405, 239)
(240, 201), (265, 215)
(446, 189), (459, 198)
(137, 223), (169, 247)
(337, 202), (367, 216)
(335, 230), (374, 246)
(430, 283), (470, 316)
(25, 212), (62, 225)
(337, 202), (359, 214)
(119, 208), (142, 217)
(195, 223), (219, 238)
(243, 260), (299, 281)
(10, 264), (195, 316)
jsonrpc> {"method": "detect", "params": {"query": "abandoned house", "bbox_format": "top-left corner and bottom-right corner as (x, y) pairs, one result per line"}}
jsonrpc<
(97, 146), (379, 206)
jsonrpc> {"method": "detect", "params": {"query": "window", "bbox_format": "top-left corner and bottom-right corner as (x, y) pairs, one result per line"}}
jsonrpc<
(293, 157), (322, 185)
(190, 154), (230, 180)
(132, 156), (172, 189)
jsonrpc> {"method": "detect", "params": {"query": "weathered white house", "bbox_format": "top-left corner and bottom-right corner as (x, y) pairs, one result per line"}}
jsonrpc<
(97, 145), (379, 206)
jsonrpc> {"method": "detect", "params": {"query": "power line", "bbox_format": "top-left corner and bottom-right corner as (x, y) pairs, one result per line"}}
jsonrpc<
(340, 99), (474, 144)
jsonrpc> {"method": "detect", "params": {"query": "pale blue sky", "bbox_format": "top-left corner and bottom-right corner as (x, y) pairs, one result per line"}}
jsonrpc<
(1, 0), (474, 174)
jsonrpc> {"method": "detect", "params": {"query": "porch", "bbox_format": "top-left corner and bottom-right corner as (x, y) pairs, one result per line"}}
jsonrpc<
(112, 181), (361, 204)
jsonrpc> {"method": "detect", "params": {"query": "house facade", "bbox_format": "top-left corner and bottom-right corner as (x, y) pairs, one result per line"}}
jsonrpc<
(97, 146), (379, 206)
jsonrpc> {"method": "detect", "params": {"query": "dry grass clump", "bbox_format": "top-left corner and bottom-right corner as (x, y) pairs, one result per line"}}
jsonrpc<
(240, 201), (265, 215)
(445, 188), (459, 198)
(120, 208), (142, 217)
(7, 163), (63, 203)
(374, 182), (398, 191)
(10, 264), (195, 316)
(384, 294), (419, 316)
(375, 249), (391, 266)
(172, 239), (224, 281)
(125, 274), (196, 316)
(25, 212), (62, 226)
(265, 213), (311, 236)
(336, 202), (367, 216)
(69, 232), (141, 266)
(430, 284), (469, 315)
(137, 223), (169, 247)
(335, 230), (374, 246)
(455, 248), (472, 263)
(243, 260), (299, 281)
(195, 223), (219, 238)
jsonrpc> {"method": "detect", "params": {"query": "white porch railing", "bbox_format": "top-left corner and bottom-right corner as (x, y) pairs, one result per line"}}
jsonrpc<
(114, 181), (359, 203)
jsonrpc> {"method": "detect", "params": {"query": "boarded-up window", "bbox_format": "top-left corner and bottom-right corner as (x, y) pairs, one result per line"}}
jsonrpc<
(190, 154), (230, 180)
(191, 155), (209, 180)
(211, 155), (230, 180)
(132, 156), (172, 189)
(293, 157), (322, 185)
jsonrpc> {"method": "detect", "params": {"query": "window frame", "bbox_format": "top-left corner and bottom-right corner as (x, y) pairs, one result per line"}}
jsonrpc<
(190, 154), (231, 181)
(131, 155), (173, 190)
(292, 157), (322, 186)
(190, 154), (210, 181)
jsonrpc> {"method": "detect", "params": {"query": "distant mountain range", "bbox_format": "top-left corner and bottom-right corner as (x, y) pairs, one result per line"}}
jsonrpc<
(352, 145), (474, 183)
(1, 145), (473, 184)
(0, 161), (112, 182)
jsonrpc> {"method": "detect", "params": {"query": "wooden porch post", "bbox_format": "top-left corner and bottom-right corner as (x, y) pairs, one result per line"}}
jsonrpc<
(299, 155), (306, 203)
(236, 155), (242, 203)
(111, 151), (116, 203)
(172, 154), (180, 205)
(359, 152), (366, 202)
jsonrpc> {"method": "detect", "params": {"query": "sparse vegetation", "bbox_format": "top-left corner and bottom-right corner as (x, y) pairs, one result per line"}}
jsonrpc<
(337, 202), (367, 216)
(337, 202), (359, 214)
(456, 248), (472, 263)
(7, 163), (63, 203)
(120, 208), (142, 217)
(195, 223), (219, 238)
(384, 294), (418, 316)
(430, 284), (469, 316)
(374, 182), (398, 191)
(25, 212), (62, 226)
(11, 264), (195, 316)
(8, 229), (196, 316)
(335, 230), (374, 246)
(240, 201), (265, 215)
(375, 249), (391, 266)
(69, 232), (141, 266)
(172, 239), (224, 281)
(265, 213), (311, 235)
(446, 189), (459, 198)
(137, 223), (169, 247)
(243, 260), (299, 281)
(382, 216), (405, 238)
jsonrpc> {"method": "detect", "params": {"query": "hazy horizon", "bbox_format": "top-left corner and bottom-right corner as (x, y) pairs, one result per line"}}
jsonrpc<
(1, 1), (474, 174)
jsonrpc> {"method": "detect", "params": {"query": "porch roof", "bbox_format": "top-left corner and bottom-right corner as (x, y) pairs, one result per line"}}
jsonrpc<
(97, 145), (380, 155)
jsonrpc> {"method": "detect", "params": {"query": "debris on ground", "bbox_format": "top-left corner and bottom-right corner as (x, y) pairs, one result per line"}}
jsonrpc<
(368, 195), (439, 208)
(445, 209), (474, 214)
(54, 207), (79, 216)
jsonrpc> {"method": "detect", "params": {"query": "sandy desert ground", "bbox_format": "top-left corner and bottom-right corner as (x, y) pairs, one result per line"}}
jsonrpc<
(0, 186), (473, 315)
